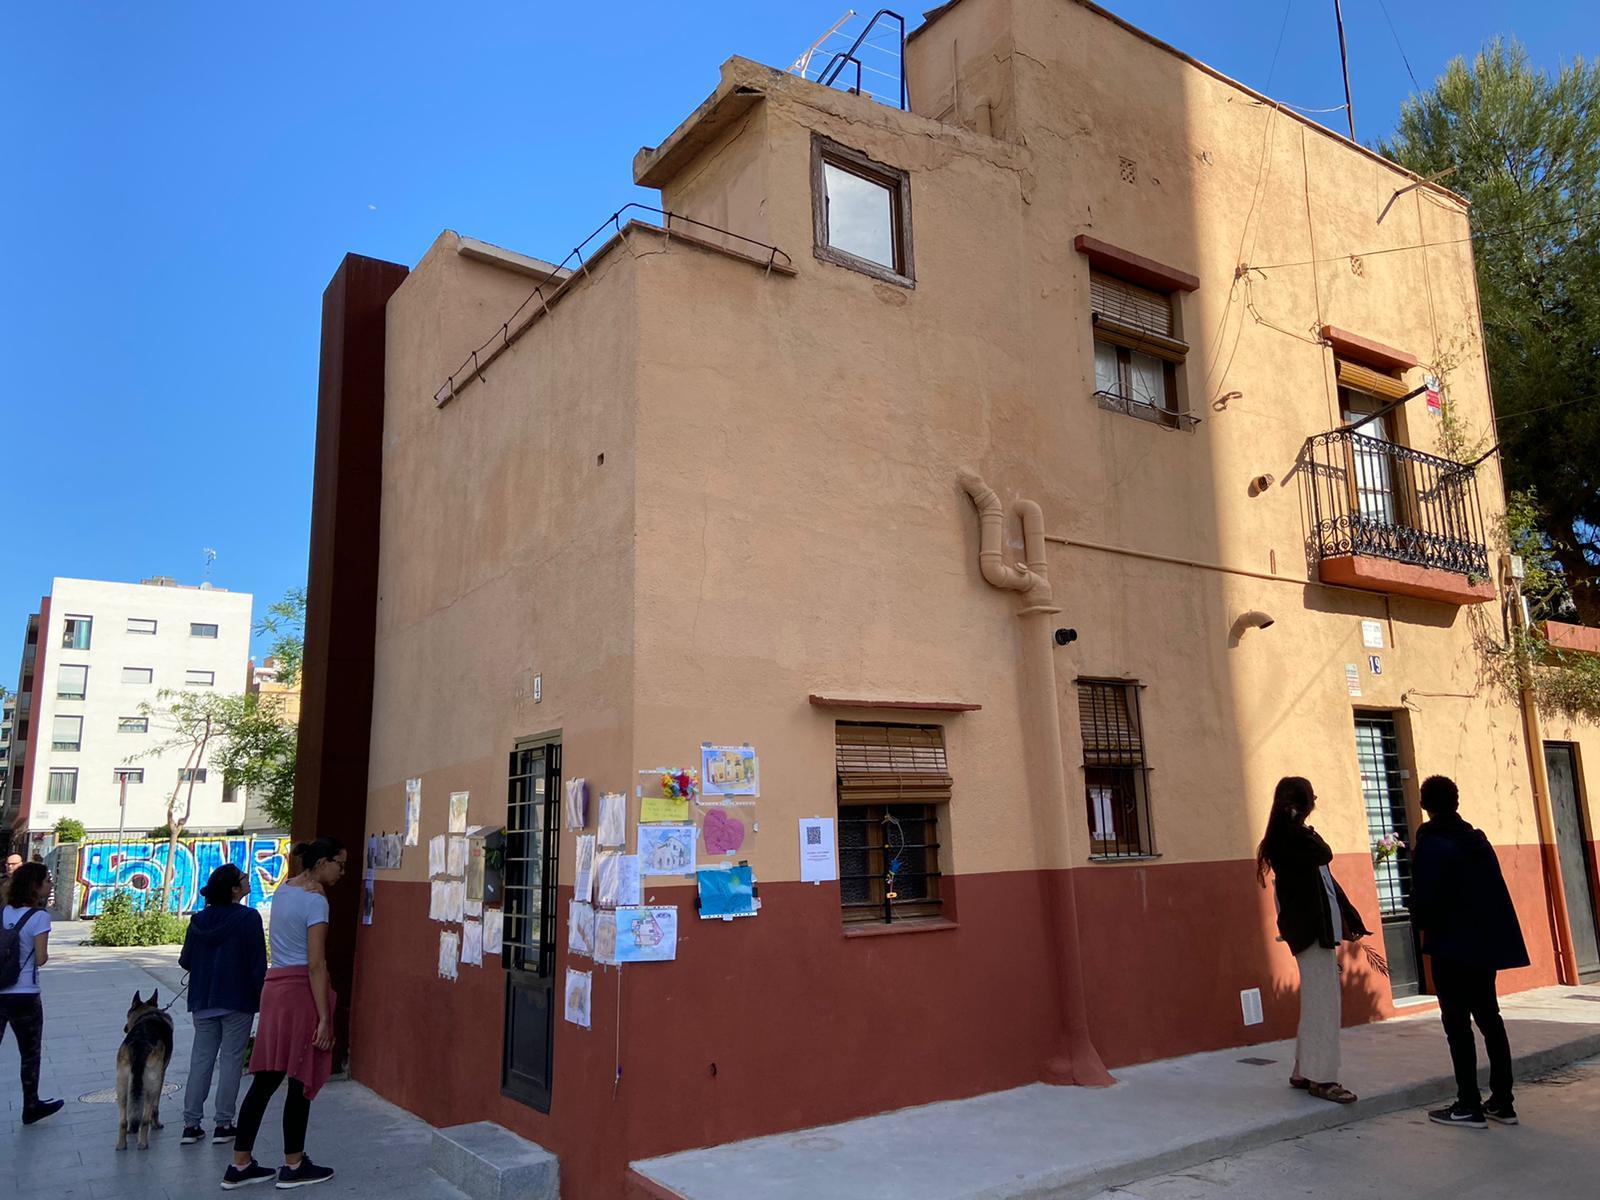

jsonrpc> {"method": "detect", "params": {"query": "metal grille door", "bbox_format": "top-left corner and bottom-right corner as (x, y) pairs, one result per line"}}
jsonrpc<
(1354, 714), (1421, 996)
(502, 739), (561, 1110)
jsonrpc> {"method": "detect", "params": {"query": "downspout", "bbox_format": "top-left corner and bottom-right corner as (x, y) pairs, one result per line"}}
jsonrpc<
(1508, 571), (1580, 985)
(958, 471), (1113, 1087)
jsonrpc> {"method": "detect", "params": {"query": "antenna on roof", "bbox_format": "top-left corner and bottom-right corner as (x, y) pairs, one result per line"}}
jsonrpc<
(1332, 0), (1356, 140)
(202, 547), (217, 582)
(790, 10), (856, 78)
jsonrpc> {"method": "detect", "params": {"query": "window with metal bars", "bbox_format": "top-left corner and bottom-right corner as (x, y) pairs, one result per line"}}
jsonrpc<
(1090, 272), (1191, 430)
(1354, 714), (1413, 916)
(1076, 679), (1156, 858)
(836, 722), (948, 925)
(504, 742), (561, 973)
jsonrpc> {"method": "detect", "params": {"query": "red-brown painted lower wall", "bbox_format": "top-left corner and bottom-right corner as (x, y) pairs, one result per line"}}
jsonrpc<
(349, 845), (1562, 1199)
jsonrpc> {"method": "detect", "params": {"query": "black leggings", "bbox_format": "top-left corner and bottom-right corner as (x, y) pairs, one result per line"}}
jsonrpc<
(234, 1071), (311, 1156)
(0, 993), (45, 1106)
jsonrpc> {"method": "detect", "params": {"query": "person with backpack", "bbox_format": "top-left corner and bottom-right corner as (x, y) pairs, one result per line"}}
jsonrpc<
(1, 860), (64, 1124)
(1409, 775), (1530, 1129)
(178, 864), (268, 1146)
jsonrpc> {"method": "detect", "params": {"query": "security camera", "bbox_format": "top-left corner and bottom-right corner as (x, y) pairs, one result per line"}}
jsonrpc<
(1053, 628), (1078, 646)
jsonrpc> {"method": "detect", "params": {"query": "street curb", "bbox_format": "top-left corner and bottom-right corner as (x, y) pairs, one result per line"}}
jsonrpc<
(997, 1031), (1600, 1200)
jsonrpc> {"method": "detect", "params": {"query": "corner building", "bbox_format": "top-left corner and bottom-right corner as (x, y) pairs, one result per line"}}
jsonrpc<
(302, 3), (1600, 1195)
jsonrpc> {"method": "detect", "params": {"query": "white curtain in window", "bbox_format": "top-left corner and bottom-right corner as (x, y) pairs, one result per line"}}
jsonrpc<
(1094, 341), (1120, 395)
(1127, 351), (1165, 409)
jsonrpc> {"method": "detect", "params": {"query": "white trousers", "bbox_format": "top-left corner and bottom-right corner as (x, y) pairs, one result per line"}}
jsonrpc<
(1294, 943), (1342, 1083)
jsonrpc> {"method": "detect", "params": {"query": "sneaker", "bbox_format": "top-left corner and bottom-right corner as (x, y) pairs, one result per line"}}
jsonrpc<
(1485, 1099), (1519, 1125)
(213, 1123), (240, 1143)
(221, 1161), (278, 1189)
(182, 1126), (207, 1145)
(276, 1157), (335, 1189)
(1429, 1102), (1488, 1129)
(21, 1099), (64, 1125)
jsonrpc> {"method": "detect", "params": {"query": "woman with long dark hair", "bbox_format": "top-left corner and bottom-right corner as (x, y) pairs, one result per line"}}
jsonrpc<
(1257, 776), (1370, 1104)
(222, 838), (346, 1190)
(179, 863), (268, 1145)
(1, 861), (63, 1125)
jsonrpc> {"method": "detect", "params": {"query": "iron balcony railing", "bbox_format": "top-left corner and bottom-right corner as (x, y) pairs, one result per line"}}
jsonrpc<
(1302, 428), (1489, 579)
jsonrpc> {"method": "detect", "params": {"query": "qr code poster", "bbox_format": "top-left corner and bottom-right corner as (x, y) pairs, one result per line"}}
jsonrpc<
(798, 817), (836, 884)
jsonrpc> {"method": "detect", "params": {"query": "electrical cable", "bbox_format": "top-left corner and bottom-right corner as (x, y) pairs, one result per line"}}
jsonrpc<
(1373, 0), (1423, 93)
(1264, 0), (1293, 93)
(1243, 209), (1599, 271)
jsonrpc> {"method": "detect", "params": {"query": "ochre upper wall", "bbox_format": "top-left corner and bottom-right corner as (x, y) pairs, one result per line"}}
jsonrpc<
(629, 4), (1556, 882)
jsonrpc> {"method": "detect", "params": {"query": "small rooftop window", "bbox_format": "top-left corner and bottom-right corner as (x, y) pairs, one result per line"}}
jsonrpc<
(812, 134), (914, 286)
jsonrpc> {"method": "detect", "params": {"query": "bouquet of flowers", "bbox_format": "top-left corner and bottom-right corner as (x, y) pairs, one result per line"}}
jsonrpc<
(659, 769), (699, 805)
(1373, 832), (1405, 864)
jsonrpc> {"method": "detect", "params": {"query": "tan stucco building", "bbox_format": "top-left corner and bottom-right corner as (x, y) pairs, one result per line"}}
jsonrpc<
(292, 3), (1600, 1195)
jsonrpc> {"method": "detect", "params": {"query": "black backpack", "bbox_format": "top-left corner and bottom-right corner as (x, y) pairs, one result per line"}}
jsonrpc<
(0, 907), (45, 989)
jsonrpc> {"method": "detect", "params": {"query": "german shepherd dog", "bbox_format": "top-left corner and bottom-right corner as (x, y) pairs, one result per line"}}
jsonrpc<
(116, 990), (174, 1150)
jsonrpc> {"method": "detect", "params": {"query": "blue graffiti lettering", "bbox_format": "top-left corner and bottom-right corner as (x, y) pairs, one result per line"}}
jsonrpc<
(77, 837), (291, 917)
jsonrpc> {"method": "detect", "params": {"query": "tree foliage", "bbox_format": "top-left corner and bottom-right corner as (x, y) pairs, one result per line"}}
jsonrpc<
(139, 689), (297, 841)
(1381, 40), (1600, 621)
(257, 587), (307, 688)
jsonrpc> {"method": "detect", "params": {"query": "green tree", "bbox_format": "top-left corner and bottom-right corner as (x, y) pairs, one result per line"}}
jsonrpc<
(1381, 40), (1600, 621)
(257, 587), (306, 687)
(52, 817), (87, 843)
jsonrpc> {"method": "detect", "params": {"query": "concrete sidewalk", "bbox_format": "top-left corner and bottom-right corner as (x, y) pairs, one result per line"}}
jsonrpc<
(631, 984), (1600, 1200)
(2, 924), (463, 1200)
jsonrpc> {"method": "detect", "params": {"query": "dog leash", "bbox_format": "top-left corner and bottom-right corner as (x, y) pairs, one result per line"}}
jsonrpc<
(160, 979), (191, 1017)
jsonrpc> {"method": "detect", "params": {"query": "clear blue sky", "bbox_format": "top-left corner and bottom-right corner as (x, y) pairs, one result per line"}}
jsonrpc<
(1, 2), (1588, 668)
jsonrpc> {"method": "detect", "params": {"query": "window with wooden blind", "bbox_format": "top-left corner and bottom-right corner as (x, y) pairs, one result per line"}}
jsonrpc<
(836, 722), (948, 925)
(1090, 272), (1191, 430)
(1076, 680), (1156, 858)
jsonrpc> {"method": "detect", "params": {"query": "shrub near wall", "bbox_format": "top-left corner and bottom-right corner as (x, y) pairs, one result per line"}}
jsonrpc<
(87, 890), (188, 947)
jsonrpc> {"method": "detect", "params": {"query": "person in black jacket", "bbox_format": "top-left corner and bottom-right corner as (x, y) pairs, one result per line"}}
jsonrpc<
(1257, 776), (1372, 1104)
(178, 864), (268, 1145)
(1409, 775), (1530, 1130)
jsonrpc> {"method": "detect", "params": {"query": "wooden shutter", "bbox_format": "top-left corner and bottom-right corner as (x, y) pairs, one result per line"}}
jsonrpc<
(1090, 272), (1187, 361)
(836, 723), (953, 805)
(1077, 682), (1144, 766)
(1336, 359), (1410, 401)
(1090, 273), (1172, 335)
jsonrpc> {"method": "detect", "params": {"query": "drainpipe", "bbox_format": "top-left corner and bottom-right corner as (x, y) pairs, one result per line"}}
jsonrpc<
(958, 471), (1114, 1087)
(1508, 571), (1580, 985)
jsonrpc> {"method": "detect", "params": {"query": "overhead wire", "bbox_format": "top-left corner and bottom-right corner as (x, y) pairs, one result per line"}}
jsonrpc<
(1242, 209), (1599, 272)
(1373, 0), (1424, 93)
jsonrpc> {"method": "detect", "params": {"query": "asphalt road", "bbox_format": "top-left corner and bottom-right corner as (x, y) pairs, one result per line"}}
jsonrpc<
(1092, 1058), (1600, 1200)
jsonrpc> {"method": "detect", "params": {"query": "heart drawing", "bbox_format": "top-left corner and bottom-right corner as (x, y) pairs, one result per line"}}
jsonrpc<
(702, 809), (746, 856)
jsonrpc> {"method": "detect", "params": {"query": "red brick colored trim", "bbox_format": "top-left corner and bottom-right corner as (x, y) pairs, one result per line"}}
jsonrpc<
(808, 695), (981, 711)
(1543, 621), (1600, 655)
(1319, 555), (1495, 605)
(1320, 325), (1419, 370)
(1074, 234), (1200, 292)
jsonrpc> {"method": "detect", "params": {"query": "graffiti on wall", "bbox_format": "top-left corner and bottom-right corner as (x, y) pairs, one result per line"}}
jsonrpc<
(77, 837), (291, 917)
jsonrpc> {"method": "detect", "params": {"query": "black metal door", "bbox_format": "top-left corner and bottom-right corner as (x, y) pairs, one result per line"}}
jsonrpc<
(1354, 714), (1422, 997)
(1545, 744), (1600, 980)
(502, 739), (561, 1110)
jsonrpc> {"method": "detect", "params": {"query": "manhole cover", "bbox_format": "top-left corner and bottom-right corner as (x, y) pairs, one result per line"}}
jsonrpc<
(79, 1082), (181, 1104)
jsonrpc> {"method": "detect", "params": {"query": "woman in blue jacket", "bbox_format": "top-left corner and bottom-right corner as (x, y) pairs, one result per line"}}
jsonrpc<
(178, 864), (268, 1145)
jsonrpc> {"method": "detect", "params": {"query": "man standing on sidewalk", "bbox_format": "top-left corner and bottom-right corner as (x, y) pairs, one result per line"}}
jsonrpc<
(1409, 775), (1530, 1129)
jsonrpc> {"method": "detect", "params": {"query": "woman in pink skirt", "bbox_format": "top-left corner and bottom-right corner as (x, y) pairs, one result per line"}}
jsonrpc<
(223, 837), (346, 1190)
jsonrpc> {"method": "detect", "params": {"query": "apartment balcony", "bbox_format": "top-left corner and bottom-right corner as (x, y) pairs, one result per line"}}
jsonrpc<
(1302, 428), (1494, 606)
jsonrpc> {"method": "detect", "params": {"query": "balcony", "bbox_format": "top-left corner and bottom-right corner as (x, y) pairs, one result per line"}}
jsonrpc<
(1302, 428), (1494, 606)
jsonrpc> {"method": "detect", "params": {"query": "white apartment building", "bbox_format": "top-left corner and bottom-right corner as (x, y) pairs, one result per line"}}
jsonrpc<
(11, 577), (253, 849)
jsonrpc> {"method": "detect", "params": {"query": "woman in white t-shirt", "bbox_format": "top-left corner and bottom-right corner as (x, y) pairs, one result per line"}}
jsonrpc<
(1, 861), (64, 1124)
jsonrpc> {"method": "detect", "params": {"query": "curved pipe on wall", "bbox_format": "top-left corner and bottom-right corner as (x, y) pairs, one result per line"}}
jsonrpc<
(958, 470), (1113, 1088)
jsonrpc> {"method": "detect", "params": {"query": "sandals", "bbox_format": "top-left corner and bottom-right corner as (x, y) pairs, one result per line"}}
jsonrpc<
(1309, 1081), (1358, 1104)
(1289, 1076), (1311, 1090)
